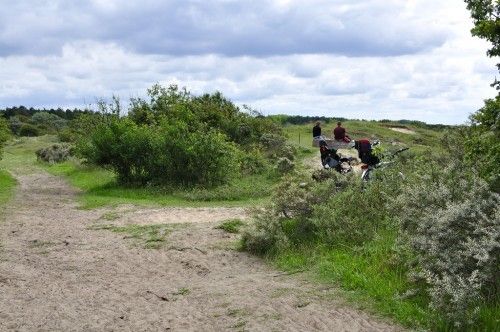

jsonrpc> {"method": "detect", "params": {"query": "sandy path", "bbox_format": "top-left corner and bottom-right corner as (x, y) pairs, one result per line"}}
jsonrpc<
(389, 127), (416, 135)
(0, 171), (403, 331)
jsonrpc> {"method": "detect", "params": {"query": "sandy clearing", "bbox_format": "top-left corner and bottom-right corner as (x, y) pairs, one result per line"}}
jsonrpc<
(389, 127), (416, 135)
(104, 205), (249, 226)
(0, 171), (403, 331)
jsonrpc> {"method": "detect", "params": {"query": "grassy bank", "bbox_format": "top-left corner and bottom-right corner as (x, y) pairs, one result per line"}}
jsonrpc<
(271, 236), (499, 331)
(272, 230), (430, 329)
(1, 136), (274, 209)
(45, 160), (272, 209)
(284, 120), (445, 154)
(0, 170), (16, 212)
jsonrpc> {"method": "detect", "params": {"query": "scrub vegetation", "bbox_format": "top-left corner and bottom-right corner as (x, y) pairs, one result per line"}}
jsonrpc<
(1, 86), (497, 331)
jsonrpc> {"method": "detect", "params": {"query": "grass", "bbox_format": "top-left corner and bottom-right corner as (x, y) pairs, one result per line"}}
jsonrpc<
(0, 135), (273, 209)
(89, 223), (182, 249)
(284, 120), (445, 156)
(45, 159), (272, 209)
(271, 228), (499, 331)
(0, 136), (57, 174)
(0, 169), (16, 212)
(272, 232), (431, 329)
(215, 219), (246, 233)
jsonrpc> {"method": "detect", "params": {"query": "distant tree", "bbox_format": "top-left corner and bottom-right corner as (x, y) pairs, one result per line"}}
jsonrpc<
(465, 0), (500, 88)
(464, 0), (500, 191)
(30, 112), (67, 132)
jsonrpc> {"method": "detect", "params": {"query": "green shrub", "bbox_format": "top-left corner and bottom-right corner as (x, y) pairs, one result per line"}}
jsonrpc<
(77, 116), (238, 186)
(237, 147), (268, 175)
(0, 118), (9, 159)
(8, 116), (22, 135)
(30, 112), (67, 133)
(464, 97), (500, 192)
(57, 127), (75, 142)
(311, 182), (391, 246)
(242, 172), (358, 254)
(394, 161), (500, 328)
(36, 144), (73, 163)
(76, 84), (292, 188)
(19, 123), (39, 137)
(241, 207), (291, 255)
(274, 157), (295, 175)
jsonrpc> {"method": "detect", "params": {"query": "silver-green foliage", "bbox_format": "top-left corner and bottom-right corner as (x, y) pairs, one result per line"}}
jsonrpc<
(394, 163), (500, 327)
(36, 144), (73, 163)
(242, 172), (359, 254)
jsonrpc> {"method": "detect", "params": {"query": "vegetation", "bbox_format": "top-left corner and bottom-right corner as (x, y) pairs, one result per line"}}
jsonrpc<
(0, 106), (93, 138)
(36, 143), (73, 163)
(242, 133), (499, 330)
(216, 219), (246, 233)
(0, 134), (270, 209)
(73, 85), (292, 187)
(464, 0), (500, 192)
(0, 118), (9, 160)
(45, 159), (272, 209)
(1, 78), (495, 331)
(89, 223), (181, 249)
(0, 170), (16, 212)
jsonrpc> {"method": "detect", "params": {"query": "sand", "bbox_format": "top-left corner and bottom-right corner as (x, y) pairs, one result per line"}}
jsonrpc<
(389, 127), (416, 135)
(0, 171), (403, 331)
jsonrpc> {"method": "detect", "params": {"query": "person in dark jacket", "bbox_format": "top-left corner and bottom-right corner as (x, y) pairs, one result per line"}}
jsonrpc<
(313, 121), (322, 138)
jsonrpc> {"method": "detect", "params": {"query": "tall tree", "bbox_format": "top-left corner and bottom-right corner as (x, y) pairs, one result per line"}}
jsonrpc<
(465, 0), (500, 191)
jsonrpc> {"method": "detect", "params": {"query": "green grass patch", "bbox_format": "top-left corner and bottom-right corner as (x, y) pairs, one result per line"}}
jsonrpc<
(0, 136), (274, 209)
(273, 231), (430, 329)
(284, 120), (445, 154)
(271, 229), (498, 331)
(0, 136), (58, 174)
(89, 223), (181, 249)
(0, 169), (16, 211)
(215, 219), (246, 233)
(45, 159), (272, 209)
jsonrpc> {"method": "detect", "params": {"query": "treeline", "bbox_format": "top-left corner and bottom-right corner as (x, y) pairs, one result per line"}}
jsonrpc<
(0, 106), (92, 121)
(270, 114), (450, 130)
(0, 106), (94, 137)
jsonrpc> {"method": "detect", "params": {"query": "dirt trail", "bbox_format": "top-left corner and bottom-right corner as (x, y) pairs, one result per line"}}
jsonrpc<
(0, 171), (403, 331)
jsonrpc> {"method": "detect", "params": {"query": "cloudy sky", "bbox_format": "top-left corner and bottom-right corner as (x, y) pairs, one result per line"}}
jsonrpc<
(0, 0), (497, 124)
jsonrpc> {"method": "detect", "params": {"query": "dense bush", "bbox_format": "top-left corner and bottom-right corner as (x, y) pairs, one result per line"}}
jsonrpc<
(0, 118), (9, 159)
(274, 157), (295, 175)
(394, 161), (500, 327)
(30, 112), (67, 133)
(76, 85), (290, 187)
(36, 144), (73, 163)
(237, 147), (268, 175)
(242, 172), (372, 254)
(8, 116), (22, 135)
(18, 123), (39, 137)
(244, 134), (499, 328)
(464, 96), (500, 192)
(77, 116), (238, 186)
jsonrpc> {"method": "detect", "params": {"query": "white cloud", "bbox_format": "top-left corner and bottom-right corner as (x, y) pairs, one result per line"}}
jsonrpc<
(0, 0), (497, 124)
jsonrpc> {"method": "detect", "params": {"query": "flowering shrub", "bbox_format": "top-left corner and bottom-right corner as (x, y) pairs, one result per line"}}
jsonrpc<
(274, 157), (295, 175)
(36, 144), (73, 164)
(394, 162), (500, 327)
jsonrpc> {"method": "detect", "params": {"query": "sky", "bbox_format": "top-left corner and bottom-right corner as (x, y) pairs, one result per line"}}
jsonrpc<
(0, 0), (497, 124)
